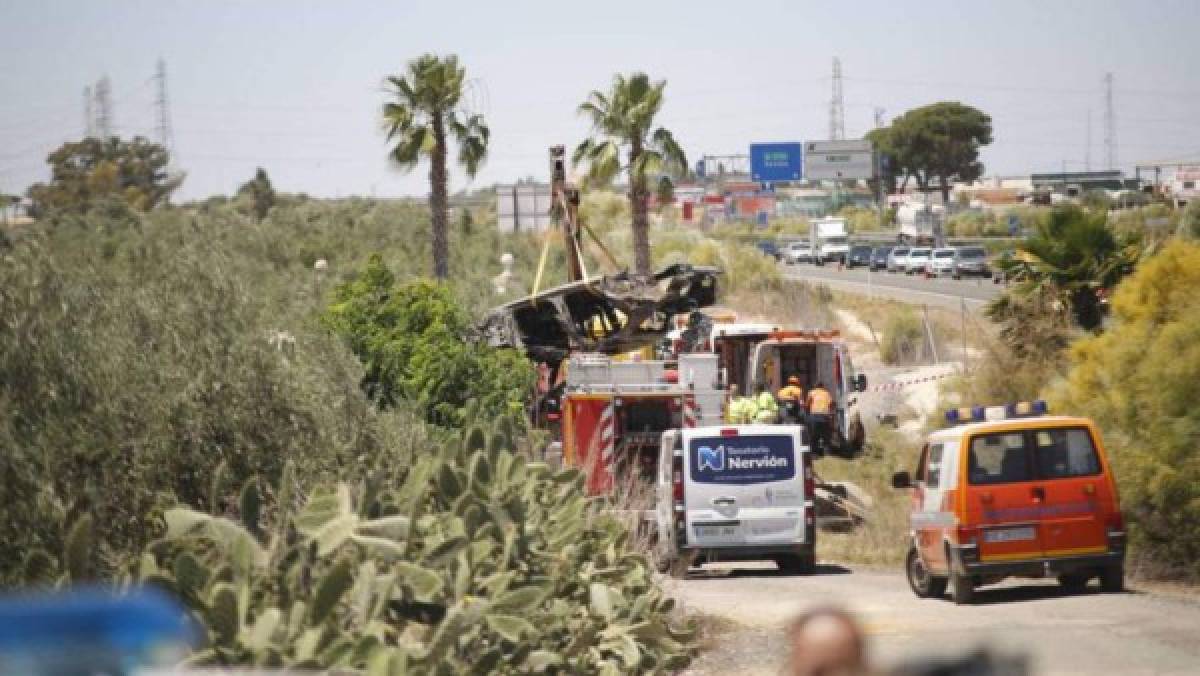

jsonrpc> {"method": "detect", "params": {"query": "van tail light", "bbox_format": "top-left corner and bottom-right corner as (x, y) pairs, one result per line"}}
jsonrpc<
(956, 525), (980, 547)
(672, 453), (684, 503)
(1106, 512), (1124, 531)
(1106, 512), (1127, 550)
(956, 525), (980, 564)
(802, 453), (815, 499)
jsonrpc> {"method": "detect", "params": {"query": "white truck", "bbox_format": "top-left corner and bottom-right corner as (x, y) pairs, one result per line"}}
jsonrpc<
(896, 202), (944, 245)
(654, 424), (817, 576)
(810, 217), (849, 265)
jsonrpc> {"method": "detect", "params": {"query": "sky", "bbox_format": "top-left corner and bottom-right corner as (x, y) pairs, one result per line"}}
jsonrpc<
(2, 0), (1198, 201)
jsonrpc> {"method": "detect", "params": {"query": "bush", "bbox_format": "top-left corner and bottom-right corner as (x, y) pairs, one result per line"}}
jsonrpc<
(323, 256), (535, 428)
(1049, 240), (1200, 580)
(1179, 200), (1200, 240)
(0, 218), (417, 586)
(879, 310), (929, 365)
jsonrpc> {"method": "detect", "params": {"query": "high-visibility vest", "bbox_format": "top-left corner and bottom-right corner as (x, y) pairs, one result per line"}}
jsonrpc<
(777, 385), (804, 403)
(807, 388), (834, 415)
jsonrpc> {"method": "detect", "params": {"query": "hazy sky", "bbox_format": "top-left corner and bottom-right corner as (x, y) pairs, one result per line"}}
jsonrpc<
(2, 0), (1198, 200)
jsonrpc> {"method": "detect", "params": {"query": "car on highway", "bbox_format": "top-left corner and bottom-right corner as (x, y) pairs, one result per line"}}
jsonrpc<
(870, 246), (893, 271)
(886, 246), (910, 273)
(782, 241), (816, 265)
(846, 245), (874, 268)
(902, 247), (932, 275)
(756, 240), (782, 261)
(925, 247), (958, 277)
(892, 401), (1125, 605)
(953, 246), (991, 279)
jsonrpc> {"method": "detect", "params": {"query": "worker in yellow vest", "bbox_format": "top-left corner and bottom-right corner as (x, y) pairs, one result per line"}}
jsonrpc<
(806, 382), (834, 454)
(777, 376), (805, 423)
(754, 383), (779, 424)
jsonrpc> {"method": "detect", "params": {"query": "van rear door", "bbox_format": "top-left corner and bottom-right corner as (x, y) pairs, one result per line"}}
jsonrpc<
(1030, 426), (1110, 559)
(683, 425), (807, 548)
(963, 430), (1045, 562)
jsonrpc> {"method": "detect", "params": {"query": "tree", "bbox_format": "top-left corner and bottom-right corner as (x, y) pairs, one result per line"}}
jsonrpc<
(988, 206), (1139, 335)
(883, 102), (993, 203)
(237, 167), (276, 222)
(574, 73), (686, 276)
(383, 54), (489, 280)
(26, 136), (179, 214)
(323, 255), (534, 428)
(655, 176), (675, 212)
(1050, 241), (1200, 579)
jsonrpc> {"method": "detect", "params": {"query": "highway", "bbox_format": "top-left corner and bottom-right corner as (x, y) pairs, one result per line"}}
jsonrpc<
(673, 563), (1200, 675)
(780, 262), (1003, 311)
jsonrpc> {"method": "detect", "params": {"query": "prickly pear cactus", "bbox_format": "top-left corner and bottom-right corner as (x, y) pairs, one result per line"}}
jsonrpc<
(138, 443), (695, 673)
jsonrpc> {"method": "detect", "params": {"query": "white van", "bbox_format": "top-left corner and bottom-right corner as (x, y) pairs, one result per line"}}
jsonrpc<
(654, 424), (816, 576)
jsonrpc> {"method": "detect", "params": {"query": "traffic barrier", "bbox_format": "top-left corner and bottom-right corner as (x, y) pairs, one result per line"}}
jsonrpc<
(868, 370), (957, 392)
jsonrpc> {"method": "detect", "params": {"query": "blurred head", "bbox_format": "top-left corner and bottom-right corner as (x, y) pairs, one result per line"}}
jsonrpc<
(816, 381), (826, 390)
(786, 606), (867, 676)
(788, 376), (801, 386)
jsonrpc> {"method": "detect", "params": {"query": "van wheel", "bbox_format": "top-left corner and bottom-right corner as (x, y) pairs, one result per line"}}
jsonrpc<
(950, 571), (975, 605)
(776, 553), (816, 576)
(906, 547), (947, 598)
(1057, 573), (1090, 594)
(1100, 564), (1124, 593)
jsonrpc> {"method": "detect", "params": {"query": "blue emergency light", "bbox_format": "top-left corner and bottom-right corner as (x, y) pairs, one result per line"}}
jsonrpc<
(944, 400), (1047, 425)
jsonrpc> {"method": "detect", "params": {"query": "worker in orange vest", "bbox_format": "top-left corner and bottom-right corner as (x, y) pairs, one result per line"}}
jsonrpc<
(806, 382), (834, 455)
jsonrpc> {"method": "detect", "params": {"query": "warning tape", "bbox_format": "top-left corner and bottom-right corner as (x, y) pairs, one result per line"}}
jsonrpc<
(868, 370), (958, 393)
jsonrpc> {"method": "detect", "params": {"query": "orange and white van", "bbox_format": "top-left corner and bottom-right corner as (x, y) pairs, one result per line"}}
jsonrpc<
(892, 402), (1126, 604)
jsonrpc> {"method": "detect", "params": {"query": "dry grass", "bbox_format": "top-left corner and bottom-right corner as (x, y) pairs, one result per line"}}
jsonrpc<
(814, 425), (916, 567)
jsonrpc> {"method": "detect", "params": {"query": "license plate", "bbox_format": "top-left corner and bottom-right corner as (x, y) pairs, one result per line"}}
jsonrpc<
(695, 525), (739, 538)
(984, 526), (1036, 543)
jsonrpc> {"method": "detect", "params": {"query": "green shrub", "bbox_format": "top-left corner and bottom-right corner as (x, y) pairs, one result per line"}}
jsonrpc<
(1049, 240), (1200, 580)
(879, 310), (928, 365)
(323, 256), (535, 428)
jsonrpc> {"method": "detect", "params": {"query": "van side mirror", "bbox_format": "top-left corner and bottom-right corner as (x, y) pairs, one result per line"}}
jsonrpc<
(854, 374), (868, 392)
(891, 471), (912, 489)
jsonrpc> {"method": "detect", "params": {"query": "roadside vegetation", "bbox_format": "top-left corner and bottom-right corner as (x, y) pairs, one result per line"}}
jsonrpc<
(0, 191), (697, 669)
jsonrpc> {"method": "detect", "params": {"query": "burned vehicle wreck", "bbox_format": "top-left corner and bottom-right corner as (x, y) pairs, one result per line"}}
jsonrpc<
(479, 263), (720, 366)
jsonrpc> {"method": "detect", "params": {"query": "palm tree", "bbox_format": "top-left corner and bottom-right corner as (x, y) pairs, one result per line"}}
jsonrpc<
(574, 73), (686, 276)
(988, 206), (1139, 332)
(383, 54), (488, 279)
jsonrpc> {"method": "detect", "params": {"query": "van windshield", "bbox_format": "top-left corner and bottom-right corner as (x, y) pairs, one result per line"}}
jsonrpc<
(968, 427), (1101, 484)
(689, 434), (796, 485)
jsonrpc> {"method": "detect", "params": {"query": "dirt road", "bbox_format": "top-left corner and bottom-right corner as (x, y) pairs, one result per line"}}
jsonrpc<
(670, 563), (1200, 675)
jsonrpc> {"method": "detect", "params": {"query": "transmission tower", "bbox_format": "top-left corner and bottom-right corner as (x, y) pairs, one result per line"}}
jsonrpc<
(153, 58), (174, 154)
(1103, 73), (1116, 170)
(94, 76), (113, 139)
(873, 107), (886, 129)
(1085, 109), (1092, 172)
(829, 57), (845, 140)
(83, 85), (94, 138)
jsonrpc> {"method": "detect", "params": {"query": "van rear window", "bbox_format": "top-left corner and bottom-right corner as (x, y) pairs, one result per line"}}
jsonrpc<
(968, 433), (1030, 484)
(689, 435), (796, 485)
(1034, 428), (1101, 478)
(968, 427), (1102, 484)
